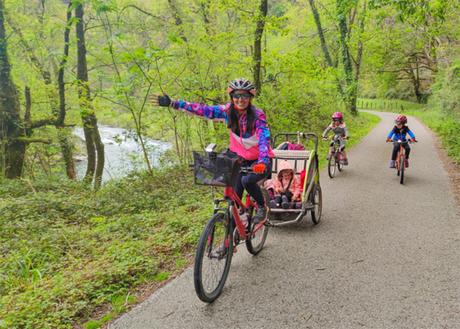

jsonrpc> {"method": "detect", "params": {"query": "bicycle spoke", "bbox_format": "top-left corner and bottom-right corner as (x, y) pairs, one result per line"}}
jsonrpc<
(245, 206), (269, 255)
(201, 224), (228, 290)
(194, 213), (233, 302)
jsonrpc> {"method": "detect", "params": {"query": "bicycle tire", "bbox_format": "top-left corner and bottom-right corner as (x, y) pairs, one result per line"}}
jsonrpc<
(310, 184), (322, 225)
(246, 206), (269, 255)
(328, 153), (336, 178)
(400, 156), (405, 184)
(194, 212), (233, 303)
(337, 153), (343, 172)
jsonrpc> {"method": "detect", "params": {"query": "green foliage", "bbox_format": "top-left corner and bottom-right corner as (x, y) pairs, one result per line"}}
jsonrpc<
(0, 168), (212, 328)
(429, 62), (460, 117)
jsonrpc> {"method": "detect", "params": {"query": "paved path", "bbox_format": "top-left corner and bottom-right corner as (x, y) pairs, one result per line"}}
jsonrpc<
(110, 111), (460, 329)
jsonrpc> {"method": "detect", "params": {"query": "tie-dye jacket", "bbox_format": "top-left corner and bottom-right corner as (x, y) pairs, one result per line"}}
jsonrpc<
(171, 100), (274, 164)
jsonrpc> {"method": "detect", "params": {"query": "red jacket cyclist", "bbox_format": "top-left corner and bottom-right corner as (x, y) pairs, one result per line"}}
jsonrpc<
(153, 78), (274, 223)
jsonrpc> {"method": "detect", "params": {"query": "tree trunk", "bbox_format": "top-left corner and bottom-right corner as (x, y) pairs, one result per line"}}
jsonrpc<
(199, 0), (212, 35)
(354, 1), (366, 83)
(76, 2), (104, 189)
(57, 3), (76, 179)
(8, 3), (76, 179)
(0, 0), (26, 178)
(308, 0), (345, 97)
(253, 0), (268, 92)
(308, 0), (334, 68)
(337, 0), (357, 115)
(167, 0), (187, 42)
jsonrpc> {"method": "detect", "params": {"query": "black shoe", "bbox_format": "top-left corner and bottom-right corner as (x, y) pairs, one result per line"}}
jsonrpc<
(269, 200), (278, 208)
(253, 206), (268, 224)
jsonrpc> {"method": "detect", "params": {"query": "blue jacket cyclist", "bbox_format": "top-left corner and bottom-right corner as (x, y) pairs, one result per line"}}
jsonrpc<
(386, 114), (417, 168)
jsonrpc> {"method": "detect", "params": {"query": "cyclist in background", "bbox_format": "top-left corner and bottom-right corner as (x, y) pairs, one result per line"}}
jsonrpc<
(322, 112), (349, 165)
(152, 78), (274, 223)
(386, 115), (417, 168)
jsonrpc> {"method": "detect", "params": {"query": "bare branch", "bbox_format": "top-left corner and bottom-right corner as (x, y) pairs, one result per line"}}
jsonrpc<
(121, 4), (165, 21)
(29, 118), (57, 129)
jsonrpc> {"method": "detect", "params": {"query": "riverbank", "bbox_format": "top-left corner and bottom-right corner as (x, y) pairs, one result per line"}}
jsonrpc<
(72, 125), (171, 182)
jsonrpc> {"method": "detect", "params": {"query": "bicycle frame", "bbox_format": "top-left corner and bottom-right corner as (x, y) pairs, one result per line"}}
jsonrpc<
(330, 135), (344, 158)
(212, 186), (266, 242)
(394, 140), (408, 172)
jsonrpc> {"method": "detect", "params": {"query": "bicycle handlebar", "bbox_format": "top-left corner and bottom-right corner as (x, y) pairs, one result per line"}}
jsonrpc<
(272, 132), (319, 152)
(240, 166), (254, 173)
(387, 140), (415, 144)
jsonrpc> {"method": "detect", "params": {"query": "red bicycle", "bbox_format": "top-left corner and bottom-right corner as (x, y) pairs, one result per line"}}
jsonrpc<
(192, 146), (269, 303)
(325, 134), (347, 178)
(388, 139), (415, 184)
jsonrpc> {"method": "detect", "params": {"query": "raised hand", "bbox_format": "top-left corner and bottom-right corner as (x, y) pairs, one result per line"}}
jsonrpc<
(150, 94), (171, 107)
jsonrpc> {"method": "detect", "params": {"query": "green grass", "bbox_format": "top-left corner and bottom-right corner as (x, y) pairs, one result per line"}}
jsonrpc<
(358, 98), (460, 164)
(0, 111), (379, 328)
(0, 170), (212, 328)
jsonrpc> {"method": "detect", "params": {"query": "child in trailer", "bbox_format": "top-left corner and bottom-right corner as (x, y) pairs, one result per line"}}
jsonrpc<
(266, 160), (302, 209)
(386, 114), (417, 168)
(322, 111), (349, 165)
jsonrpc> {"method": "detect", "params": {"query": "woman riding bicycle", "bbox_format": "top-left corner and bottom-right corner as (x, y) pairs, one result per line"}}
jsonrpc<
(152, 78), (274, 223)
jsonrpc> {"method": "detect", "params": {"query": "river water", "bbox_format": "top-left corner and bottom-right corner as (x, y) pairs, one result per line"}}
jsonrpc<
(73, 125), (171, 182)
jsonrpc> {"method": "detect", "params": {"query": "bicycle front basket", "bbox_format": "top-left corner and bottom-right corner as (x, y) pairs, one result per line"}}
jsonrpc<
(193, 151), (241, 187)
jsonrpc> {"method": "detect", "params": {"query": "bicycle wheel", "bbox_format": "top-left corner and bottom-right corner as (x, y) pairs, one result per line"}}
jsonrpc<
(310, 183), (322, 225)
(194, 212), (233, 303)
(246, 206), (269, 255)
(328, 153), (336, 178)
(399, 155), (405, 184)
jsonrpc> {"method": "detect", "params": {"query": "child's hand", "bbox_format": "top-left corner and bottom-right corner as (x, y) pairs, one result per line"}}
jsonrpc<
(410, 138), (418, 143)
(386, 138), (392, 143)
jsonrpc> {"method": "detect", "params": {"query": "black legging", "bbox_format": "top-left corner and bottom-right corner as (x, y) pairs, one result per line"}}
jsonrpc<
(234, 160), (271, 207)
(392, 143), (411, 160)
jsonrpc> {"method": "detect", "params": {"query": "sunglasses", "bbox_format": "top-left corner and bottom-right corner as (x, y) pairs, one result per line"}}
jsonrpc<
(232, 93), (252, 100)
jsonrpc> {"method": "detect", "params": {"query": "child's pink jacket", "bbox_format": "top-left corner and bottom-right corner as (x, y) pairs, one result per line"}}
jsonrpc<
(266, 160), (302, 201)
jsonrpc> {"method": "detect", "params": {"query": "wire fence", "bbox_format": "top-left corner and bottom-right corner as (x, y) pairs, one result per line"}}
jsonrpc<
(357, 98), (426, 113)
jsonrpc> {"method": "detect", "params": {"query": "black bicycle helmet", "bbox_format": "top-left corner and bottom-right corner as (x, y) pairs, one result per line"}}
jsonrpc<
(227, 78), (256, 96)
